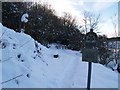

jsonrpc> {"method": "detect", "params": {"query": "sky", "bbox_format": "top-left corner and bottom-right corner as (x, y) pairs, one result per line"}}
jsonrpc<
(32, 0), (119, 38)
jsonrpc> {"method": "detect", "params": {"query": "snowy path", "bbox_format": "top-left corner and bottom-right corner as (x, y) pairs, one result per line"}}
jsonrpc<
(57, 56), (80, 88)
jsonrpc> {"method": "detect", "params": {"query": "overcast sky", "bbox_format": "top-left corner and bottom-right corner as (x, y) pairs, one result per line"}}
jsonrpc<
(32, 0), (119, 38)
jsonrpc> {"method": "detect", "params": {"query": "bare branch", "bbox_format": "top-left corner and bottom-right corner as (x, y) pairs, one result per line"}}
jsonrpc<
(83, 11), (101, 32)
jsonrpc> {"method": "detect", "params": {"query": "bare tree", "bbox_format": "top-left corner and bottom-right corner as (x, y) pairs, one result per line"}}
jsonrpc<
(111, 13), (117, 37)
(83, 11), (101, 33)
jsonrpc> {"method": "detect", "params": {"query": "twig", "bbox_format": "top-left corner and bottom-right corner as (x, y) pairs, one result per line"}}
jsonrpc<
(2, 57), (13, 62)
(19, 38), (32, 48)
(1, 74), (23, 84)
(0, 29), (7, 39)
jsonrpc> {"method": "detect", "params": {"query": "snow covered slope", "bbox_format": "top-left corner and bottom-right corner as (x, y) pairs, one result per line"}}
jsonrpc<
(0, 23), (118, 88)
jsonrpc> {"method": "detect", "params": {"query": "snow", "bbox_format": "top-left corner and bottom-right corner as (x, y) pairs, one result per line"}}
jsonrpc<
(21, 13), (29, 23)
(0, 23), (2, 90)
(0, 23), (118, 88)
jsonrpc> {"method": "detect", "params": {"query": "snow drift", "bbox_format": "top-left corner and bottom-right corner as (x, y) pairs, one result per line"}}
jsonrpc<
(0, 23), (118, 88)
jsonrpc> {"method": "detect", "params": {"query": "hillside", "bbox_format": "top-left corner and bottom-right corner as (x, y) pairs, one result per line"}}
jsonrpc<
(0, 23), (118, 88)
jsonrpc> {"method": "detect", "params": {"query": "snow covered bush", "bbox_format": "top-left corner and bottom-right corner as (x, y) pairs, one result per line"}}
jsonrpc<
(2, 2), (32, 31)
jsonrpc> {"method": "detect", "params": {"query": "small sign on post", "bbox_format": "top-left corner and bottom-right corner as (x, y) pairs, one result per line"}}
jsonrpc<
(82, 28), (98, 90)
(82, 28), (98, 63)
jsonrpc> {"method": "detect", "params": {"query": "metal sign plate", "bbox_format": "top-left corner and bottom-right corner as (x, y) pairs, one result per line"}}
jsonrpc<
(82, 48), (98, 63)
